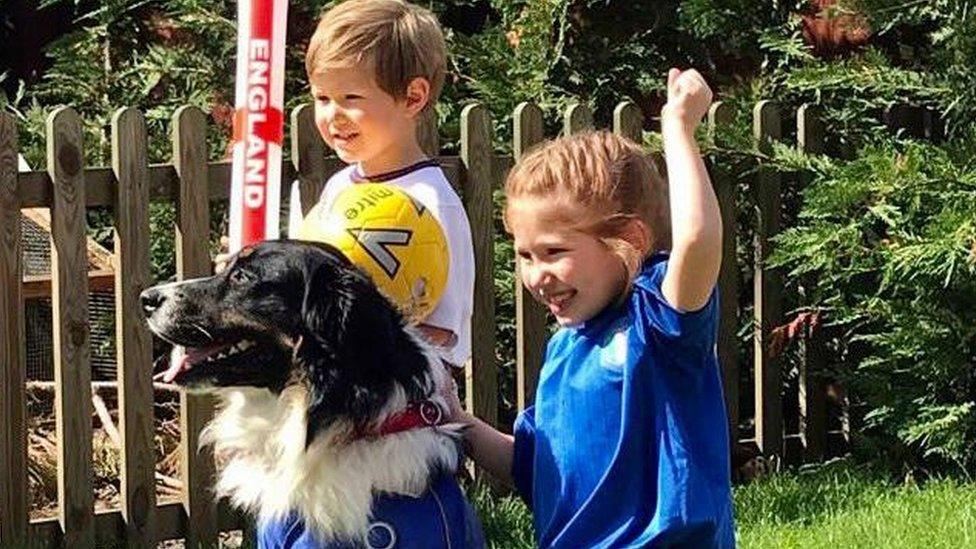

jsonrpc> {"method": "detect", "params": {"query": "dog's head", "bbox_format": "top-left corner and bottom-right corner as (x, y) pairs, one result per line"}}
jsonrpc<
(141, 240), (433, 444)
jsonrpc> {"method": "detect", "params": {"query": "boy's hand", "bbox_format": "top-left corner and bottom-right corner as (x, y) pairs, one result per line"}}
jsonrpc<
(661, 68), (713, 135)
(214, 235), (231, 273)
(417, 324), (458, 348)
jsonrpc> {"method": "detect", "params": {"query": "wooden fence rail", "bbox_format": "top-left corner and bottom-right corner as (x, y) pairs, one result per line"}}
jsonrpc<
(1, 103), (28, 547)
(796, 104), (829, 463)
(48, 106), (96, 547)
(0, 98), (928, 545)
(513, 102), (546, 413)
(753, 100), (783, 459)
(112, 106), (156, 548)
(172, 105), (218, 548)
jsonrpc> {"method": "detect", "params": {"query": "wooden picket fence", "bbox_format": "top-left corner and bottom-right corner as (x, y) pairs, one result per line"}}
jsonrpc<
(0, 97), (904, 546)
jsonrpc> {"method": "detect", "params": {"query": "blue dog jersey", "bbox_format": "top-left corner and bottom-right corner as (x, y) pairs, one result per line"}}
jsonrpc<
(257, 474), (484, 548)
(512, 254), (735, 548)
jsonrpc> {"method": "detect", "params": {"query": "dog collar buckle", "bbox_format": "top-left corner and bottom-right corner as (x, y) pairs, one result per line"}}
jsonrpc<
(418, 400), (442, 426)
(367, 398), (445, 439)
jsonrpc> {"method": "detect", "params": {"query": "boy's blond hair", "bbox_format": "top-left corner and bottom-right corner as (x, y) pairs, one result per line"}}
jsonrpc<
(306, 0), (446, 112)
(504, 130), (671, 281)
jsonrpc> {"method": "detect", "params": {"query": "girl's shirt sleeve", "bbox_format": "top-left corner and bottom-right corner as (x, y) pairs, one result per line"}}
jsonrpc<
(633, 254), (718, 354)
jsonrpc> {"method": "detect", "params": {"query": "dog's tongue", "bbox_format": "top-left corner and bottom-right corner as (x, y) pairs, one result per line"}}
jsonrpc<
(161, 346), (187, 383)
(161, 342), (228, 383)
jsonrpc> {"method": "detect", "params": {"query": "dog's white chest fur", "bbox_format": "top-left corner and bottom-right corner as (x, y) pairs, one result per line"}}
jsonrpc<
(202, 385), (462, 543)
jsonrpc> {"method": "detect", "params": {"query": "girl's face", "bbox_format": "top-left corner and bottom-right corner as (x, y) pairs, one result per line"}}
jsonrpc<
(508, 196), (628, 327)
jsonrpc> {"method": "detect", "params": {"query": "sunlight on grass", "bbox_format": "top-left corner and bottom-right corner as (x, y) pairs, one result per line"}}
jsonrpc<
(735, 462), (976, 548)
(468, 461), (976, 548)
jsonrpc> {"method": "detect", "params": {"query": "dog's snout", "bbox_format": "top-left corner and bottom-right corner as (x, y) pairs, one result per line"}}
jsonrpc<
(140, 288), (166, 316)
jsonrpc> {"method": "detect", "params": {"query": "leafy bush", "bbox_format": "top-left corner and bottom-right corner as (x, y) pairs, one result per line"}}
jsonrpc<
(771, 136), (976, 470)
(752, 2), (976, 469)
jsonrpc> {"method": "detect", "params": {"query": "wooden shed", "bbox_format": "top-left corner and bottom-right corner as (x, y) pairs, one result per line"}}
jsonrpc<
(21, 207), (117, 381)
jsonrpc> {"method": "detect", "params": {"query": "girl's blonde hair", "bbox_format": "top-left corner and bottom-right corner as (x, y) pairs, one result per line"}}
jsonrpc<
(305, 0), (446, 112)
(504, 130), (670, 281)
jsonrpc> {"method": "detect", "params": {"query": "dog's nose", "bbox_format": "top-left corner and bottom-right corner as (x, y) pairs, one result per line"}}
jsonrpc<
(140, 288), (165, 316)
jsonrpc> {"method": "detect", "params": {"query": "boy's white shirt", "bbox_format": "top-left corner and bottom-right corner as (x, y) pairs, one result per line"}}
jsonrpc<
(288, 164), (474, 367)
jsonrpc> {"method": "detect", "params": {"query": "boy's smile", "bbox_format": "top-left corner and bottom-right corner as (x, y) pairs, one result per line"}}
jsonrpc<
(310, 66), (425, 176)
(330, 128), (359, 148)
(508, 197), (628, 327)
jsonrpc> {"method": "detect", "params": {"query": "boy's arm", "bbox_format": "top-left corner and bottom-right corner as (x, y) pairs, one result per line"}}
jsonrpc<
(417, 324), (457, 348)
(419, 195), (475, 357)
(660, 68), (723, 312)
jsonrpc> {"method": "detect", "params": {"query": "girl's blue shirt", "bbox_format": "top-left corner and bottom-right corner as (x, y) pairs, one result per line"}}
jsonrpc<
(512, 253), (735, 548)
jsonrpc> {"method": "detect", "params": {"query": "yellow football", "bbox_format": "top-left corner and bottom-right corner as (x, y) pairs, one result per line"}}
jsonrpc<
(296, 183), (449, 322)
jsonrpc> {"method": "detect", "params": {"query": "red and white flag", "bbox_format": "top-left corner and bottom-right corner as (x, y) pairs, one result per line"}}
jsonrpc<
(228, 0), (289, 252)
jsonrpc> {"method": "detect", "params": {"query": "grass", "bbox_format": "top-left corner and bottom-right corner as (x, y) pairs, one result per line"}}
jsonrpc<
(468, 460), (976, 548)
(735, 461), (976, 548)
(467, 480), (536, 549)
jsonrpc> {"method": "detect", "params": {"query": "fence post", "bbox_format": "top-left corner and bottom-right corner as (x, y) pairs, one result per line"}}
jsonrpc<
(884, 104), (925, 139)
(708, 101), (740, 444)
(0, 112), (28, 546)
(752, 100), (783, 459)
(512, 102), (547, 412)
(291, 105), (327, 220)
(111, 107), (157, 546)
(48, 106), (95, 547)
(418, 108), (440, 158)
(795, 104), (829, 462)
(923, 108), (945, 143)
(172, 106), (218, 548)
(564, 103), (594, 135)
(613, 101), (643, 143)
(460, 103), (497, 427)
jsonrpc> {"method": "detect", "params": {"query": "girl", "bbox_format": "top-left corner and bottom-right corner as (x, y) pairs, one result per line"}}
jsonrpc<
(447, 69), (735, 548)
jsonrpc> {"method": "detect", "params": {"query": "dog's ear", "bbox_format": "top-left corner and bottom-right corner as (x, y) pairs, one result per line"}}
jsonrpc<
(300, 261), (354, 359)
(298, 260), (430, 447)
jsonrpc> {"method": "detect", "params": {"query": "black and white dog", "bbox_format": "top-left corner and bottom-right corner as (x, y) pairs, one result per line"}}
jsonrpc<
(141, 240), (483, 548)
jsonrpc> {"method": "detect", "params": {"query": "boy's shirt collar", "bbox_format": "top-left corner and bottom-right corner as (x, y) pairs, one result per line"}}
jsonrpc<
(352, 158), (440, 183)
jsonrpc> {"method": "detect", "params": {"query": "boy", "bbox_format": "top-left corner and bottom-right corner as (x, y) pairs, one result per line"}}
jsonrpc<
(288, 0), (475, 369)
(259, 3), (482, 546)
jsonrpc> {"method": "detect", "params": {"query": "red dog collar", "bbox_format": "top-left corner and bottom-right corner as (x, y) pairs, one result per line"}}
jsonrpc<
(350, 399), (445, 441)
(377, 399), (445, 435)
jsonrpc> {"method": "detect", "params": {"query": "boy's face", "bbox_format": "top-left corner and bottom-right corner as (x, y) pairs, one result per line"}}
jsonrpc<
(508, 196), (628, 327)
(310, 66), (421, 175)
